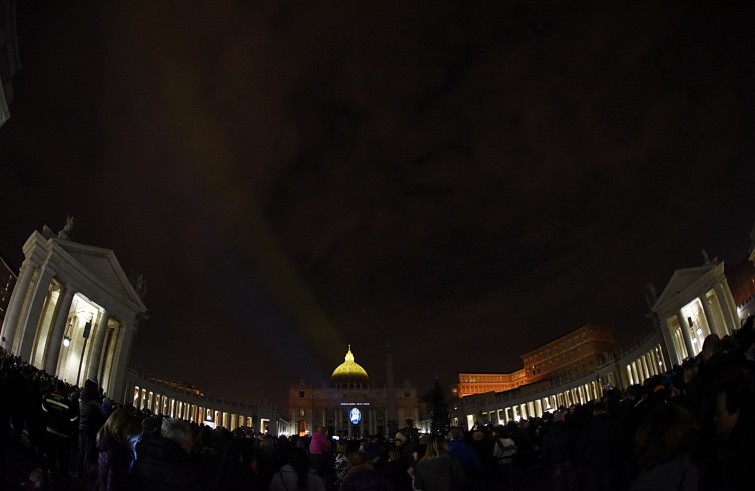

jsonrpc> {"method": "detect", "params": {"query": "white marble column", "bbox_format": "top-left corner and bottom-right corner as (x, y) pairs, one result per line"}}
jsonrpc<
(110, 319), (135, 402)
(714, 283), (739, 334)
(677, 313), (695, 358)
(44, 286), (75, 374)
(0, 259), (38, 351)
(700, 294), (718, 337)
(86, 311), (110, 382)
(17, 266), (55, 360)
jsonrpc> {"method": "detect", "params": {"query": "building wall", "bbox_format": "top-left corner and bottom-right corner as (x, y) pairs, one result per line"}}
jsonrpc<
(0, 230), (147, 399)
(0, 254), (16, 325)
(452, 332), (666, 429)
(288, 381), (419, 438)
(452, 325), (617, 399)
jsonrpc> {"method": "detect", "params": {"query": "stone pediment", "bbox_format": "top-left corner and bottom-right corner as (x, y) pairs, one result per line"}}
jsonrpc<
(653, 264), (717, 312)
(55, 239), (146, 311)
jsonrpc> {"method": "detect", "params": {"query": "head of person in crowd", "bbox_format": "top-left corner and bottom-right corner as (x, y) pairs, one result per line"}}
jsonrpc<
(161, 417), (193, 454)
(81, 378), (99, 401)
(447, 427), (463, 441)
(140, 417), (159, 438)
(259, 434), (275, 453)
(634, 403), (697, 469)
(421, 434), (449, 462)
(714, 370), (753, 436)
(702, 333), (723, 362)
(394, 431), (407, 447)
(286, 446), (312, 489)
(99, 408), (141, 450)
(348, 451), (369, 468)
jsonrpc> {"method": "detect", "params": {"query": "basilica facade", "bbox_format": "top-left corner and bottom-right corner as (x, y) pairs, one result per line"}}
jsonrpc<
(288, 345), (420, 439)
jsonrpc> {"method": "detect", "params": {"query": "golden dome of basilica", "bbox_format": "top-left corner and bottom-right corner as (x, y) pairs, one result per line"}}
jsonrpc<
(331, 345), (369, 383)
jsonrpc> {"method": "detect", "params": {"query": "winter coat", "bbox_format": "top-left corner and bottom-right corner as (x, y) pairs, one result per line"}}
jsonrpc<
(268, 464), (326, 491)
(132, 434), (206, 491)
(308, 431), (331, 455)
(341, 464), (392, 491)
(96, 430), (134, 491)
(630, 454), (698, 491)
(413, 454), (466, 491)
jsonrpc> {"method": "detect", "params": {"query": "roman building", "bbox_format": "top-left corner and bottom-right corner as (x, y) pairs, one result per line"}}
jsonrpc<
(289, 345), (420, 439)
(451, 255), (747, 430)
(651, 260), (740, 365)
(452, 325), (618, 399)
(0, 222), (147, 398)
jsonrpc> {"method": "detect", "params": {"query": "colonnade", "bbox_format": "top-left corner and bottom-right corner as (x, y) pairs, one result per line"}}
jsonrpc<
(131, 385), (255, 431)
(455, 341), (665, 429)
(624, 344), (666, 386)
(126, 369), (287, 435)
(467, 376), (611, 427)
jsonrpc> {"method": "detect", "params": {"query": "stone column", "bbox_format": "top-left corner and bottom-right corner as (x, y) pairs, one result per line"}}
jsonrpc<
(44, 286), (75, 374)
(1, 259), (38, 351)
(134, 387), (142, 410)
(17, 266), (55, 360)
(700, 294), (718, 337)
(86, 311), (110, 382)
(714, 283), (739, 334)
(677, 313), (695, 358)
(110, 319), (135, 403)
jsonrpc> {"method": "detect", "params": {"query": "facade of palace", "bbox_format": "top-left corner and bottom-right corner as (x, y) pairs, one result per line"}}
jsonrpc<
(288, 345), (420, 439)
(451, 255), (751, 430)
(452, 325), (617, 398)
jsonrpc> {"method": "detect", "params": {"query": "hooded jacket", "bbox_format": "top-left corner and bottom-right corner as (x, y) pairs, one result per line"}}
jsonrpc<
(414, 454), (466, 491)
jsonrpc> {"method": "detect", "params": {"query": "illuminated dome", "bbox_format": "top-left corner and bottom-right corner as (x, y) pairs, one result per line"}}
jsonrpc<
(331, 345), (369, 385)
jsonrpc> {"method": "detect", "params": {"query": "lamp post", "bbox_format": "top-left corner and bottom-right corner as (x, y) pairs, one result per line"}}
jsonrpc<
(76, 319), (92, 387)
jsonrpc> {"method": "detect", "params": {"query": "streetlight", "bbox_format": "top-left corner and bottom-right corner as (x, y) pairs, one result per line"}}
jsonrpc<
(76, 318), (92, 387)
(63, 336), (71, 347)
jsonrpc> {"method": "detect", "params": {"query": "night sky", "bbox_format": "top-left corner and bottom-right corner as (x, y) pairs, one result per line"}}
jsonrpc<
(1, 1), (754, 410)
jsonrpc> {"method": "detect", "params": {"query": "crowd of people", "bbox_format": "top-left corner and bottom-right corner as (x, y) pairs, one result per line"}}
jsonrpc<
(1, 315), (754, 490)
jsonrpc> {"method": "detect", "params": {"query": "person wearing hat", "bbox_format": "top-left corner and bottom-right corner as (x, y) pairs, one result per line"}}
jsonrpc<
(394, 431), (416, 477)
(399, 418), (419, 446)
(42, 379), (78, 479)
(77, 378), (103, 482)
